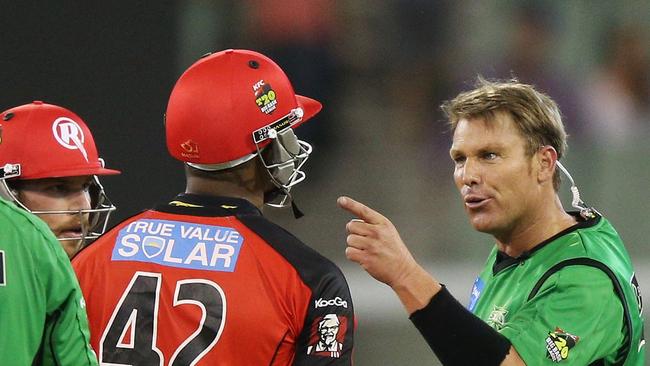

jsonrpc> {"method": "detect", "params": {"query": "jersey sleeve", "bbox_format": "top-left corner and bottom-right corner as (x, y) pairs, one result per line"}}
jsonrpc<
(237, 214), (355, 365)
(500, 265), (625, 365)
(292, 265), (355, 365)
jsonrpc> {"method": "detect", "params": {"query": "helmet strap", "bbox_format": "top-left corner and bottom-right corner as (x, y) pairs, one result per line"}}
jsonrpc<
(290, 199), (304, 219)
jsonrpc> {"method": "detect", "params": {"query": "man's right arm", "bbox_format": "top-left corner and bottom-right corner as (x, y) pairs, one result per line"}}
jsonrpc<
(390, 264), (524, 365)
(338, 196), (516, 365)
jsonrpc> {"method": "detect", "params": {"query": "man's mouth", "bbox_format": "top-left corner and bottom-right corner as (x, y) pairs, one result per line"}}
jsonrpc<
(463, 194), (491, 209)
(57, 227), (84, 239)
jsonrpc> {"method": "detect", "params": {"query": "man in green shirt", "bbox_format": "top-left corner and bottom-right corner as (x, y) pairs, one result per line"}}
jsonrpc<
(0, 197), (98, 365)
(0, 101), (118, 364)
(338, 78), (645, 365)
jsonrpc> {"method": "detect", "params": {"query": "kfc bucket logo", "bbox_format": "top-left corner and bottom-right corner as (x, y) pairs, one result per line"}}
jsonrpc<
(52, 117), (88, 161)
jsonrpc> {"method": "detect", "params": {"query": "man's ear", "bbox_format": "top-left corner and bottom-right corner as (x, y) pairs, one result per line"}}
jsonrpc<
(537, 145), (558, 184)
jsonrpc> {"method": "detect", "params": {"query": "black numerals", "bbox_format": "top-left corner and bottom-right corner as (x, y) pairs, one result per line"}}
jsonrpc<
(170, 280), (226, 365)
(101, 272), (226, 365)
(101, 272), (163, 365)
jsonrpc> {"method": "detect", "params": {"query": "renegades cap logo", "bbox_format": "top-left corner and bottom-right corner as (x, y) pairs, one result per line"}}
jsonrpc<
(253, 79), (278, 114)
(52, 117), (88, 161)
(545, 327), (579, 362)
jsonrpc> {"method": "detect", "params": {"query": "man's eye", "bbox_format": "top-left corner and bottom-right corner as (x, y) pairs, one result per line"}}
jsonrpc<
(483, 152), (498, 160)
(52, 185), (67, 192)
(452, 156), (466, 165)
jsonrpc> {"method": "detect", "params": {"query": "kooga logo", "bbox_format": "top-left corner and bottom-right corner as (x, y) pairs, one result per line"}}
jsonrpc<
(315, 297), (348, 309)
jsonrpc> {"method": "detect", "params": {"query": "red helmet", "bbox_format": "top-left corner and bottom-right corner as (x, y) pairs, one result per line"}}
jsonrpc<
(0, 101), (119, 179)
(165, 49), (321, 168)
(165, 49), (322, 207)
(0, 101), (120, 242)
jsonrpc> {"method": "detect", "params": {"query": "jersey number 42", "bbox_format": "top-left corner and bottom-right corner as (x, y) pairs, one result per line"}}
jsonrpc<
(101, 271), (226, 366)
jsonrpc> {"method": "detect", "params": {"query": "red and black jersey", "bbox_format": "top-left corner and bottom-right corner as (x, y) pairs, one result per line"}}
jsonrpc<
(73, 194), (354, 365)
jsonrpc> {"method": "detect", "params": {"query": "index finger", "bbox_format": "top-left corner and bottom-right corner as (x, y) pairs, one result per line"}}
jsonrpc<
(337, 196), (386, 225)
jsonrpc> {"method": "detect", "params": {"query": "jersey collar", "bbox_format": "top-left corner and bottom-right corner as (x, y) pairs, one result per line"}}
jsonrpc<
(493, 211), (601, 274)
(154, 193), (262, 217)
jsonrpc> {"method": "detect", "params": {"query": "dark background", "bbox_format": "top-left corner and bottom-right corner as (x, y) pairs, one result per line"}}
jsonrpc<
(1, 2), (181, 218)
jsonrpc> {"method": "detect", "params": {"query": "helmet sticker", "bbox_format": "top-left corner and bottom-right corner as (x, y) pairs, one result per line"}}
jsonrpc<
(253, 79), (278, 114)
(180, 139), (200, 159)
(0, 163), (20, 179)
(252, 108), (303, 144)
(52, 117), (88, 161)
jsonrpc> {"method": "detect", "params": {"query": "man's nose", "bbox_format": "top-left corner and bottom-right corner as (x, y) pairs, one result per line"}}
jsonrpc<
(69, 190), (92, 212)
(461, 158), (481, 187)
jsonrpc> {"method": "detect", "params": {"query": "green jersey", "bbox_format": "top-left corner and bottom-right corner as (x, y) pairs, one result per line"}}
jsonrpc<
(468, 212), (645, 365)
(0, 198), (97, 365)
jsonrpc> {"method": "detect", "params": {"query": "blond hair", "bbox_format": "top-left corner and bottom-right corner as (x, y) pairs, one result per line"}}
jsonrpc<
(441, 77), (567, 190)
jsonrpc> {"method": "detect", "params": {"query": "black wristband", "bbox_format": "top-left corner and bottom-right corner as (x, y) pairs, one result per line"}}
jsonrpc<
(409, 286), (511, 365)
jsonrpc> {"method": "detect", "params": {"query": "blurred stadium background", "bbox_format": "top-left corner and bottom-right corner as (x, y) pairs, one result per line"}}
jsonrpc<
(2, 1), (648, 364)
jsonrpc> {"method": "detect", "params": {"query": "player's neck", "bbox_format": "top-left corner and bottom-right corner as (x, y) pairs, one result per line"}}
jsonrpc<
(184, 160), (271, 209)
(495, 194), (576, 258)
(185, 179), (265, 209)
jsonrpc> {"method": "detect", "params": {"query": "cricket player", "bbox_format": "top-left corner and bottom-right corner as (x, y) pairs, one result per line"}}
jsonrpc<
(0, 101), (119, 258)
(339, 79), (645, 365)
(73, 49), (355, 365)
(0, 103), (101, 365)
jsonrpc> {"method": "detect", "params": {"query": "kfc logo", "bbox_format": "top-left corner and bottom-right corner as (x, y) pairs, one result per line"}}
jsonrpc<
(307, 314), (347, 358)
(253, 80), (278, 114)
(52, 117), (88, 161)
